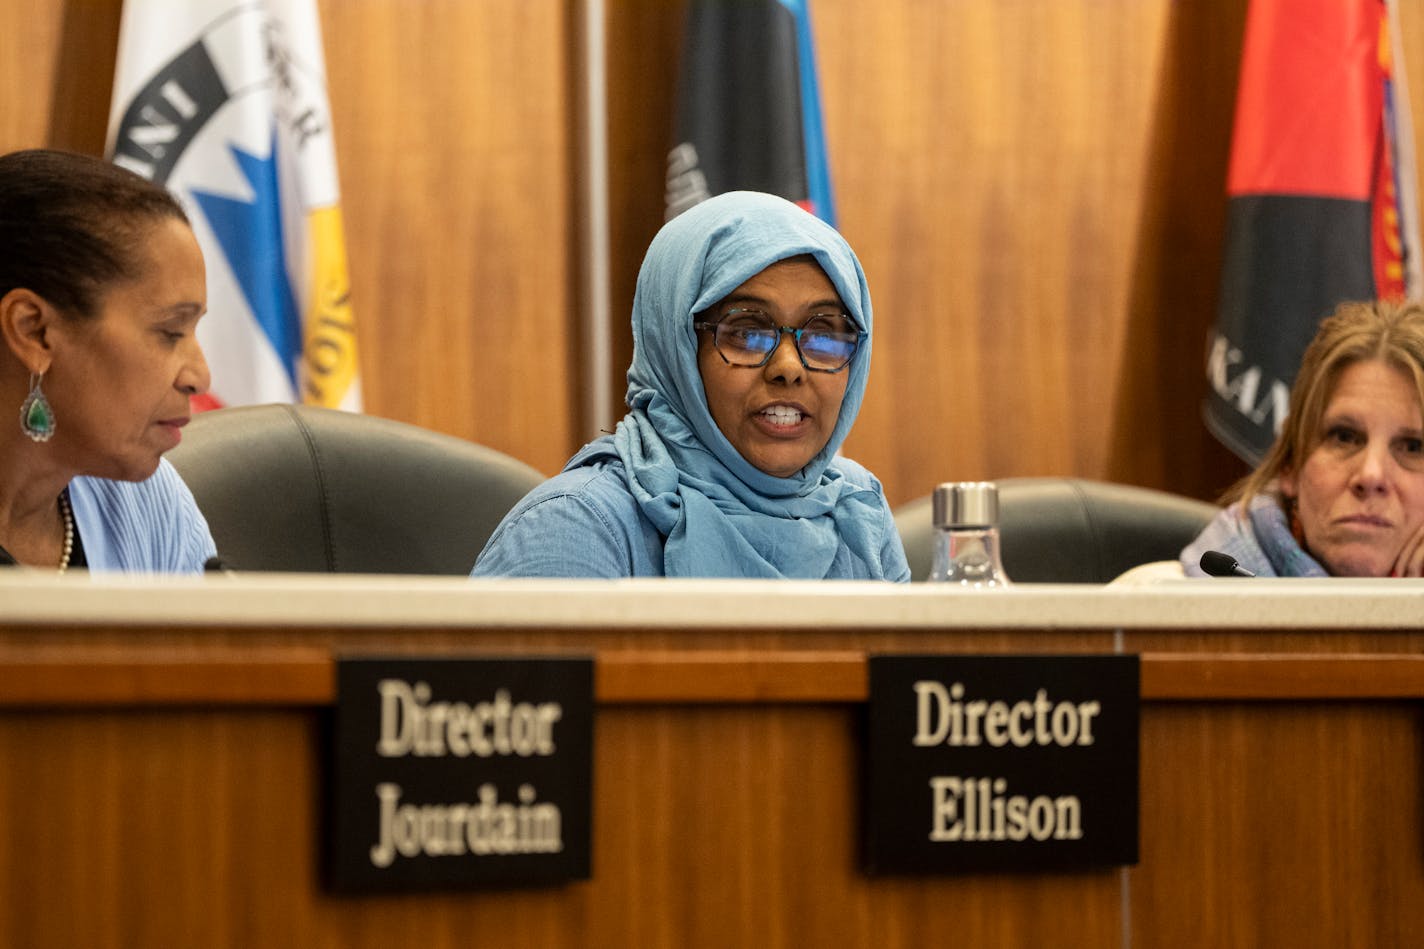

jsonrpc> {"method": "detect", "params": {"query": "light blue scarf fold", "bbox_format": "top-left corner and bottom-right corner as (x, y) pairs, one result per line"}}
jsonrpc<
(1181, 494), (1328, 578)
(566, 191), (888, 578)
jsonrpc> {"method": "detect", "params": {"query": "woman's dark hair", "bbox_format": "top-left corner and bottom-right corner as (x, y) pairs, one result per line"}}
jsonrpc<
(0, 148), (190, 318)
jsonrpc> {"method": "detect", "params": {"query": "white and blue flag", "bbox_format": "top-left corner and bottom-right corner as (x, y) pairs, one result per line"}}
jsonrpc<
(106, 0), (360, 411)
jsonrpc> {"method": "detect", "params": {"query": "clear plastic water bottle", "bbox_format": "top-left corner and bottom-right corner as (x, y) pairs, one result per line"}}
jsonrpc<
(929, 481), (1011, 588)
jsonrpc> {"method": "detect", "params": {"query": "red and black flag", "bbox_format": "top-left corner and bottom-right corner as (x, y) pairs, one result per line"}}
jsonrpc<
(664, 0), (836, 226)
(1205, 0), (1421, 463)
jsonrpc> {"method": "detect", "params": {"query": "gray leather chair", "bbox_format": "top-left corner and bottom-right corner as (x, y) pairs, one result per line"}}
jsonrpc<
(894, 477), (1219, 583)
(166, 404), (545, 574)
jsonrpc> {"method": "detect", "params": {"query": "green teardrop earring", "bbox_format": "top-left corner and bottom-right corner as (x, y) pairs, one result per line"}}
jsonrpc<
(20, 373), (55, 442)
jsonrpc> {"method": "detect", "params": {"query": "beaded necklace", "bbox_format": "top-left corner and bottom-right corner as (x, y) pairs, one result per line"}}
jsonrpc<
(57, 489), (73, 573)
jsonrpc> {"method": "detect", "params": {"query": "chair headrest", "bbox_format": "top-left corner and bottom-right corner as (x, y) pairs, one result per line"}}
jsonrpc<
(894, 477), (1219, 583)
(167, 404), (545, 574)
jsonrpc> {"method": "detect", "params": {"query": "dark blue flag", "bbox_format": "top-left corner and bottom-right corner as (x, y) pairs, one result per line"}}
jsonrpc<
(665, 0), (836, 226)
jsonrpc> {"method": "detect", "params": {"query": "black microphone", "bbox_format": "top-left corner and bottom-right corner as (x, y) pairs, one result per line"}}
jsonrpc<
(1199, 550), (1255, 578)
(204, 555), (234, 574)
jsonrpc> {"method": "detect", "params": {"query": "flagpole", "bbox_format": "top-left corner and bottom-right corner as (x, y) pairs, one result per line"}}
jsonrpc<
(580, 0), (613, 437)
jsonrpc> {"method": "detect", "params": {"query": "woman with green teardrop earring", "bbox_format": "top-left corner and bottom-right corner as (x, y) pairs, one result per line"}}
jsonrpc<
(0, 149), (217, 573)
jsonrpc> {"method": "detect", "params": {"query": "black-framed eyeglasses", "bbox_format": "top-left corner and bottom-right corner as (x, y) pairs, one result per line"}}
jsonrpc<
(694, 308), (866, 373)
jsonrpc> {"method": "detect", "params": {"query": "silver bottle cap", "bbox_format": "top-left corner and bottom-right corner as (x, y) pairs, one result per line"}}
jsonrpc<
(932, 481), (999, 529)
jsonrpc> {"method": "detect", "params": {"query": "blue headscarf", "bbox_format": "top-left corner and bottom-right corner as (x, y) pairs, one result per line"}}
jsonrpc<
(566, 191), (890, 578)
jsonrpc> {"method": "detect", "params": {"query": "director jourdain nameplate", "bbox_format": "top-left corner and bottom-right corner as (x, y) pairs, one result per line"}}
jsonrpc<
(329, 656), (593, 891)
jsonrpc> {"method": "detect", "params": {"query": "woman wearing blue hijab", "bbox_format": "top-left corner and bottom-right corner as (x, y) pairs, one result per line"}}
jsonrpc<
(473, 191), (909, 580)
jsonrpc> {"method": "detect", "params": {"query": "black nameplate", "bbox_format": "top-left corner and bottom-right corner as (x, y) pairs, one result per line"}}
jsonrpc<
(329, 656), (593, 891)
(864, 654), (1138, 873)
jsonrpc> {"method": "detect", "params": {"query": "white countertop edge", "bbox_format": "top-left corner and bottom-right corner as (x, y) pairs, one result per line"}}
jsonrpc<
(0, 572), (1420, 630)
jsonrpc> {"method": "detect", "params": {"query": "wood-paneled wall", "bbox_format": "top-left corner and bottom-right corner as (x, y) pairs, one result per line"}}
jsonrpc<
(7, 0), (1424, 505)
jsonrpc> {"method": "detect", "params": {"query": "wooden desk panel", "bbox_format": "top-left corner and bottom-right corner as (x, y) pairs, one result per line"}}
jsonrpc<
(1135, 703), (1424, 948)
(0, 577), (1421, 947)
(0, 704), (1123, 948)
